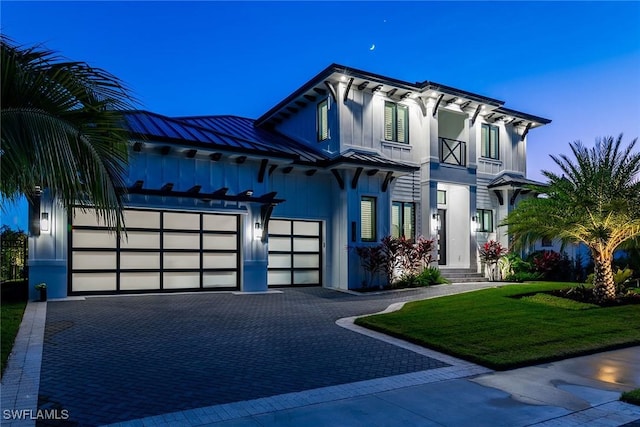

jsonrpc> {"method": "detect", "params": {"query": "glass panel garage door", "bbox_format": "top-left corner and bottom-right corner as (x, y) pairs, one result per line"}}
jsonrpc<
(268, 219), (322, 286)
(70, 208), (239, 293)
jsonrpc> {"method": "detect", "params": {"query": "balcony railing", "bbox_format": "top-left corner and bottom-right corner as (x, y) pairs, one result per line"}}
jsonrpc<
(439, 137), (467, 167)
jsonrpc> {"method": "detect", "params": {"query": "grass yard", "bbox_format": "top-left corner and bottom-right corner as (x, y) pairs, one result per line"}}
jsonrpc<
(1, 300), (27, 376)
(355, 282), (640, 370)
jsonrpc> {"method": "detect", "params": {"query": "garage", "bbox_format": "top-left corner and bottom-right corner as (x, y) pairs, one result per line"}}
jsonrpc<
(69, 208), (240, 294)
(267, 219), (322, 287)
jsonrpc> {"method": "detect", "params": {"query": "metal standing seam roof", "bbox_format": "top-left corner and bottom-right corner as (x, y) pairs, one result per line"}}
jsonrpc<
(177, 115), (326, 163)
(124, 111), (296, 158)
(124, 111), (416, 171)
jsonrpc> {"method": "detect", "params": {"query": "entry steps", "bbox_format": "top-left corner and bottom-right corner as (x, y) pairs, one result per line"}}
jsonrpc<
(439, 268), (488, 283)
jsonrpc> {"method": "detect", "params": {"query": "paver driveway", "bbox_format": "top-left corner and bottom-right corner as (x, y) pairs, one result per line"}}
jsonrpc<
(37, 285), (492, 426)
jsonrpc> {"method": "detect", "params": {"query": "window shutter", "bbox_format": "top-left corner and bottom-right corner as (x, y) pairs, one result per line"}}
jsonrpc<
(360, 197), (376, 241)
(490, 126), (499, 159)
(391, 203), (400, 238)
(403, 203), (414, 239)
(481, 124), (489, 157)
(384, 103), (394, 141)
(317, 99), (329, 141)
(397, 105), (408, 143)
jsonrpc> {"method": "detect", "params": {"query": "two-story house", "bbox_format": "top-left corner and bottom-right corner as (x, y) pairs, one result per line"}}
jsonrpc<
(28, 64), (550, 298)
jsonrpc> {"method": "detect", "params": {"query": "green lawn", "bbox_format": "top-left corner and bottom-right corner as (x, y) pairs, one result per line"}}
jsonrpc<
(1, 300), (27, 376)
(621, 388), (640, 406)
(355, 282), (640, 370)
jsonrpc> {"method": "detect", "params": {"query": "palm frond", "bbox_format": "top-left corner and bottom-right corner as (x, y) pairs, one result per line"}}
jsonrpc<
(1, 36), (137, 229)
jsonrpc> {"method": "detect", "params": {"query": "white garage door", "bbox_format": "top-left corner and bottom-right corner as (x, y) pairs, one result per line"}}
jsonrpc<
(70, 208), (239, 293)
(268, 219), (322, 287)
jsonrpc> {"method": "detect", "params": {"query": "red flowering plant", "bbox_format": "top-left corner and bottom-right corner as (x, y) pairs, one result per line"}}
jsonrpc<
(478, 240), (507, 281)
(354, 245), (385, 288)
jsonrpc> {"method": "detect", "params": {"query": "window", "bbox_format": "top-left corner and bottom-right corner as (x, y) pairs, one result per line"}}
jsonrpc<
(477, 209), (493, 232)
(437, 190), (446, 205)
(541, 237), (553, 247)
(317, 99), (329, 141)
(481, 124), (499, 159)
(384, 102), (408, 143)
(392, 202), (415, 239)
(360, 197), (376, 241)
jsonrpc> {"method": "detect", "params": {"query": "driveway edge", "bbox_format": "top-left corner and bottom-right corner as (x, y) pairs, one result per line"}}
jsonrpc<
(1, 300), (47, 427)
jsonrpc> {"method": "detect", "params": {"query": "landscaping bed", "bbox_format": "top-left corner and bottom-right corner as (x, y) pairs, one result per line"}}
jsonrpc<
(355, 282), (640, 370)
(1, 299), (27, 376)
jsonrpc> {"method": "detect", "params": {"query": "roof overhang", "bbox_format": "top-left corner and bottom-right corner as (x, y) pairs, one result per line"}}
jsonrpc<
(255, 63), (552, 129)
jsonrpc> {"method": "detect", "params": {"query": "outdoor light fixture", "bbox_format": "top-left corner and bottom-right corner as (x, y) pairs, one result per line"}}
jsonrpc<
(254, 222), (262, 240)
(432, 213), (441, 231)
(40, 212), (50, 232)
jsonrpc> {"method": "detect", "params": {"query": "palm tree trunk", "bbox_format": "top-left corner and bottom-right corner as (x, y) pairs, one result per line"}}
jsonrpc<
(593, 255), (616, 302)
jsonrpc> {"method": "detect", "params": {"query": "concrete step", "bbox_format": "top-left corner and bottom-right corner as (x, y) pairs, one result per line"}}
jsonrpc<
(443, 276), (488, 283)
(439, 268), (488, 283)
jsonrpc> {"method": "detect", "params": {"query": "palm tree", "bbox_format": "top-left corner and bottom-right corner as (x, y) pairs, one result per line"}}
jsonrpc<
(1, 36), (136, 230)
(503, 135), (640, 301)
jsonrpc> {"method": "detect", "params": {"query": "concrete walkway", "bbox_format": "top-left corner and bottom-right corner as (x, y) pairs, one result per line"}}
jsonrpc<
(2, 283), (639, 426)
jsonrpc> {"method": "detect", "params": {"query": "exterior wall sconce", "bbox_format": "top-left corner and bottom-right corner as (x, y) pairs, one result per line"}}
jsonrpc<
(432, 213), (441, 231)
(40, 212), (50, 233)
(254, 222), (262, 240)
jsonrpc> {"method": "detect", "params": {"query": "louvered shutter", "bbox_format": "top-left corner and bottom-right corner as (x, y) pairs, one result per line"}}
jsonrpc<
(384, 102), (394, 141)
(397, 105), (408, 143)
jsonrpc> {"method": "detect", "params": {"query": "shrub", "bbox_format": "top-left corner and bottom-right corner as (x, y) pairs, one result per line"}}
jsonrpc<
(356, 236), (436, 287)
(527, 250), (572, 281)
(479, 240), (507, 281)
(395, 266), (449, 288)
(355, 245), (385, 288)
(416, 266), (450, 286)
(504, 271), (543, 282)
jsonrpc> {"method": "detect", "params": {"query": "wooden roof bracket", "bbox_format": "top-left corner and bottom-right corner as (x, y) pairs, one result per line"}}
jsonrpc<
(331, 169), (345, 190)
(432, 94), (444, 118)
(510, 188), (522, 206)
(351, 167), (363, 189)
(493, 189), (504, 206)
(521, 123), (532, 141)
(343, 77), (354, 103)
(324, 80), (337, 103)
(472, 104), (482, 125)
(382, 171), (394, 192)
(258, 159), (269, 183)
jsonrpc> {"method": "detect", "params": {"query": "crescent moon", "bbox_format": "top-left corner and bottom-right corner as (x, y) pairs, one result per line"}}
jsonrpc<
(370, 44), (376, 51)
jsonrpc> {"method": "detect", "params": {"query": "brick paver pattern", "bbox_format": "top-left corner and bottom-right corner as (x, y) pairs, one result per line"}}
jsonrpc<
(37, 286), (488, 426)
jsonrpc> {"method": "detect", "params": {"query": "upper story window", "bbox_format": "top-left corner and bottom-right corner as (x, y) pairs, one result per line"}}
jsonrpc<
(392, 202), (415, 239)
(437, 190), (446, 205)
(360, 196), (377, 242)
(384, 102), (408, 144)
(317, 99), (329, 141)
(481, 124), (499, 159)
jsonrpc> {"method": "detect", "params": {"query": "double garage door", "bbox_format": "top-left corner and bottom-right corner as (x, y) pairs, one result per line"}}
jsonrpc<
(267, 219), (322, 287)
(70, 208), (239, 293)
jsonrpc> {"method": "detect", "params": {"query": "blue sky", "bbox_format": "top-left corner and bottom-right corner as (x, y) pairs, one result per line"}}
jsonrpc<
(2, 1), (639, 230)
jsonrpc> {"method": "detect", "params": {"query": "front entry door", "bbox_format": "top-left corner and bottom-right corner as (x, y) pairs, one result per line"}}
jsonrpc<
(437, 208), (447, 265)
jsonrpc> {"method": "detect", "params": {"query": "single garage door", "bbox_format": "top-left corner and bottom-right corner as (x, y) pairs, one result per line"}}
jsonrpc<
(268, 219), (322, 286)
(70, 208), (240, 294)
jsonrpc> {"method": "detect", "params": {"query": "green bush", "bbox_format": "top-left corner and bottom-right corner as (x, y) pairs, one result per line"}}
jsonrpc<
(395, 267), (450, 288)
(504, 271), (543, 282)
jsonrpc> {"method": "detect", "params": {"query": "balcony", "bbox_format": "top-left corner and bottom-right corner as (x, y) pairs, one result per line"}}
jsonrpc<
(439, 137), (466, 167)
